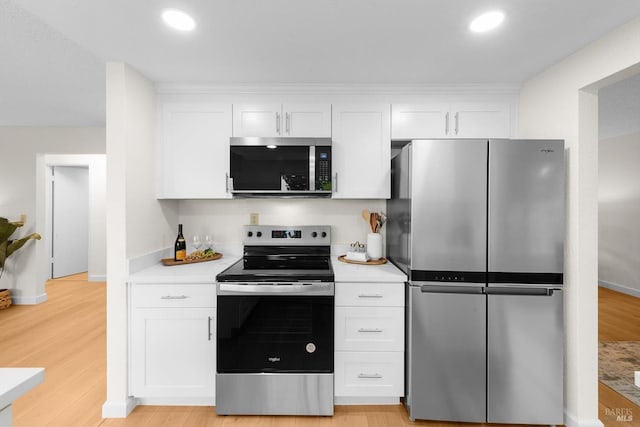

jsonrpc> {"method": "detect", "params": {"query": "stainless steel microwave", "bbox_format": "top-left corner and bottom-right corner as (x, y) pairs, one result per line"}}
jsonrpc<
(229, 137), (332, 197)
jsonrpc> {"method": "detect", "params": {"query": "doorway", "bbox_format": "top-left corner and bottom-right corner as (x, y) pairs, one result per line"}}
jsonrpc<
(51, 166), (89, 278)
(597, 72), (640, 420)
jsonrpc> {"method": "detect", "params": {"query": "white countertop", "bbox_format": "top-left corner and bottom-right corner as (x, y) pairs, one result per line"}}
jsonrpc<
(0, 368), (44, 410)
(331, 255), (407, 283)
(129, 252), (407, 284)
(129, 254), (241, 283)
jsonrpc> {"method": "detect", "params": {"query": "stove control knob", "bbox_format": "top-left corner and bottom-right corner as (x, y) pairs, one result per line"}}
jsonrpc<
(311, 232), (318, 238)
(321, 232), (327, 238)
(257, 231), (262, 237)
(247, 231), (253, 237)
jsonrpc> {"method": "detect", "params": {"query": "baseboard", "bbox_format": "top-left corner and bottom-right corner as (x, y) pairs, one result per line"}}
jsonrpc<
(11, 293), (48, 305)
(101, 397), (137, 418)
(88, 275), (106, 282)
(565, 410), (604, 427)
(599, 280), (640, 298)
(334, 396), (400, 405)
(136, 396), (215, 406)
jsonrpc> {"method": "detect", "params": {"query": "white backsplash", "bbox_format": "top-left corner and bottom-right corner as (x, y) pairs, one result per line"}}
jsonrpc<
(178, 198), (387, 249)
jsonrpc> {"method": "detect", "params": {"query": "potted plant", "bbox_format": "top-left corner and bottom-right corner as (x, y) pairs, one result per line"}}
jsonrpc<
(0, 215), (41, 309)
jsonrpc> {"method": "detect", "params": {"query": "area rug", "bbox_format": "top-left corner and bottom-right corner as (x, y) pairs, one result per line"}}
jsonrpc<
(599, 341), (640, 406)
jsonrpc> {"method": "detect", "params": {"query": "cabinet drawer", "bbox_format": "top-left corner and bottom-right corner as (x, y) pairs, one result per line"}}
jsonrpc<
(335, 352), (404, 397)
(335, 307), (404, 351)
(132, 284), (216, 308)
(335, 282), (404, 307)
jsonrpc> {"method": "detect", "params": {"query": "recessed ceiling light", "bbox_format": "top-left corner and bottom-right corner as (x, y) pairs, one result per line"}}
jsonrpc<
(266, 145), (277, 149)
(469, 10), (505, 33)
(162, 9), (196, 32)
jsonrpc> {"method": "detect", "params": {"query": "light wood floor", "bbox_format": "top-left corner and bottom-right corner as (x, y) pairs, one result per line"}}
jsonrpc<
(0, 276), (637, 426)
(598, 287), (640, 427)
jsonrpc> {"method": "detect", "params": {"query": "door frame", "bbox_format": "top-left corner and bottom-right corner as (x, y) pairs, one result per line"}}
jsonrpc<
(35, 154), (106, 289)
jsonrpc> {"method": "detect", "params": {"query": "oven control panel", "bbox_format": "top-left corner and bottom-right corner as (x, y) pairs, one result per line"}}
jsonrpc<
(243, 225), (331, 246)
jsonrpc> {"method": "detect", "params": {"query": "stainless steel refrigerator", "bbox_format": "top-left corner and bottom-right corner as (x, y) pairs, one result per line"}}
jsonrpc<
(387, 139), (564, 424)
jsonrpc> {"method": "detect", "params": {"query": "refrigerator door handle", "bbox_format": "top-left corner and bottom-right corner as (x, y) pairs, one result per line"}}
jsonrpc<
(485, 287), (555, 296)
(420, 285), (484, 294)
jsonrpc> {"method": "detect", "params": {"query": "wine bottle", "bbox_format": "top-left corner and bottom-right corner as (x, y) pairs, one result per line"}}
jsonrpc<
(174, 224), (186, 261)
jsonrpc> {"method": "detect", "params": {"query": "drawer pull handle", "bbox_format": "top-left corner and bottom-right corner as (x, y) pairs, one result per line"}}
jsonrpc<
(358, 373), (382, 379)
(160, 295), (188, 300)
(208, 316), (213, 341)
(358, 294), (383, 298)
(358, 328), (383, 333)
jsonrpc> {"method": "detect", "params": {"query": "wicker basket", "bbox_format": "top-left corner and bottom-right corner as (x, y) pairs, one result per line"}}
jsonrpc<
(0, 289), (11, 310)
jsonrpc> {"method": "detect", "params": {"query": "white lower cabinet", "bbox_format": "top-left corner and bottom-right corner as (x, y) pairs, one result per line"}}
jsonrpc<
(335, 352), (404, 397)
(335, 306), (404, 352)
(130, 284), (216, 404)
(334, 282), (404, 401)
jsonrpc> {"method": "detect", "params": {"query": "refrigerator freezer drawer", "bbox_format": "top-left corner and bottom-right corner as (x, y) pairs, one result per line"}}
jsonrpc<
(406, 285), (486, 422)
(487, 289), (564, 424)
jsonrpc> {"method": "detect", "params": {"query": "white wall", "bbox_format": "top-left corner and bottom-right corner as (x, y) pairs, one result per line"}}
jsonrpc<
(598, 132), (640, 296)
(179, 199), (386, 252)
(519, 15), (640, 427)
(0, 127), (104, 302)
(103, 62), (179, 417)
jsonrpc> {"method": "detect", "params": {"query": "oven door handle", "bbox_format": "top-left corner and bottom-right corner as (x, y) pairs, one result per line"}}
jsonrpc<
(217, 282), (334, 296)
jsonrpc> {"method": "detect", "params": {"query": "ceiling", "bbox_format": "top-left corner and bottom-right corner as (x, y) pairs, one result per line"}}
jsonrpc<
(2, 0), (640, 127)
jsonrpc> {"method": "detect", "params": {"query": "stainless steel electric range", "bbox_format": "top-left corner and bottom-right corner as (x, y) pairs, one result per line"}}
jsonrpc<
(215, 225), (334, 416)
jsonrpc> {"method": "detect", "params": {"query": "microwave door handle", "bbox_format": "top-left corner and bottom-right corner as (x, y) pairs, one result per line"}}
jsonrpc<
(309, 146), (316, 191)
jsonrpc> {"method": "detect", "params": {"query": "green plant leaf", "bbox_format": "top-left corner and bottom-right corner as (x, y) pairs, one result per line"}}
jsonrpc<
(6, 233), (41, 258)
(0, 241), (7, 270)
(0, 217), (19, 245)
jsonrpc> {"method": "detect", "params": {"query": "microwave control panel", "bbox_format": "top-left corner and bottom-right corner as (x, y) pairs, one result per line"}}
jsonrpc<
(315, 148), (332, 191)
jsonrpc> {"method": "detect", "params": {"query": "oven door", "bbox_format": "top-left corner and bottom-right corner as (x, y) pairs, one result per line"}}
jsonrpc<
(217, 291), (334, 373)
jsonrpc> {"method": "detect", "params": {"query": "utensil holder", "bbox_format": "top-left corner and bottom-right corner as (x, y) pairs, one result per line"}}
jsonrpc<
(367, 233), (383, 260)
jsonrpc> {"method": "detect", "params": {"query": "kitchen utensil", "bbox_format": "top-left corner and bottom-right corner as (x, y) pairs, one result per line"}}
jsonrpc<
(362, 210), (371, 225)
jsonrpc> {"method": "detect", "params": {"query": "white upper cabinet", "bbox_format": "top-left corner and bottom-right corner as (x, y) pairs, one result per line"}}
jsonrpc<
(233, 104), (331, 137)
(392, 103), (450, 139)
(452, 102), (510, 138)
(283, 104), (332, 137)
(158, 102), (232, 199)
(391, 102), (510, 139)
(332, 104), (391, 199)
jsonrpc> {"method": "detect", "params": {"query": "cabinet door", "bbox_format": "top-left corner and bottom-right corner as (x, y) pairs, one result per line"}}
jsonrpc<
(131, 307), (216, 398)
(451, 102), (510, 138)
(332, 104), (391, 199)
(233, 104), (282, 137)
(159, 103), (232, 199)
(282, 104), (332, 137)
(391, 103), (448, 139)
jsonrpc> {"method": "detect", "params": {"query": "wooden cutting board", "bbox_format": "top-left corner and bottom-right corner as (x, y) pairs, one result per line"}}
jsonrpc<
(338, 255), (387, 265)
(161, 252), (223, 266)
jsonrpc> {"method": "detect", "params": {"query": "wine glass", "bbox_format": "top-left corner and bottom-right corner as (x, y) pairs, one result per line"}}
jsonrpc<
(204, 235), (214, 252)
(192, 235), (202, 252)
